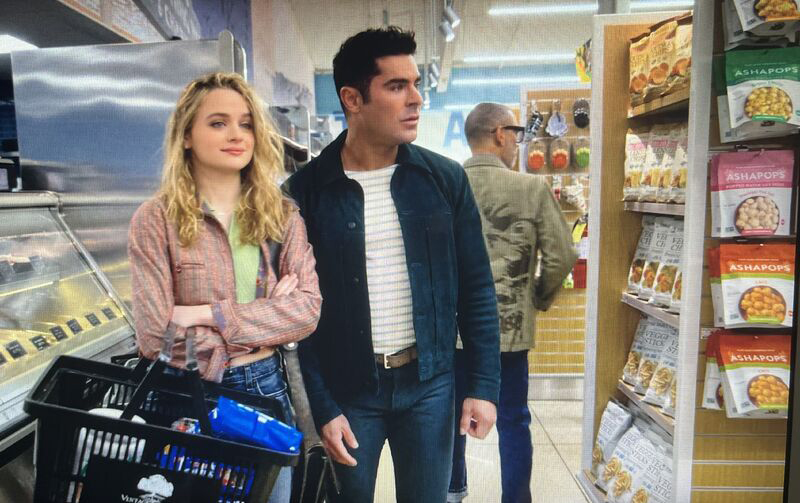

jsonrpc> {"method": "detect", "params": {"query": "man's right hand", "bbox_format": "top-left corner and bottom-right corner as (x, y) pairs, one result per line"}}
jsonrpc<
(321, 414), (359, 466)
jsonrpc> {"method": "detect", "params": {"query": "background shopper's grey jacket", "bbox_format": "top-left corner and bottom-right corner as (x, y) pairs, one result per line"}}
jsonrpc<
(463, 154), (578, 352)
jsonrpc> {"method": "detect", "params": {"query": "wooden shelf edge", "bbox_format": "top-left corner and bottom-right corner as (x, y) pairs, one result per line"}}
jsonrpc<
(624, 201), (685, 216)
(628, 88), (691, 118)
(578, 470), (606, 503)
(620, 293), (680, 329)
(617, 380), (676, 437)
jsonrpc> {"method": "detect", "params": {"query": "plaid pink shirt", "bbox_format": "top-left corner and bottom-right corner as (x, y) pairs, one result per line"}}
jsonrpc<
(128, 197), (321, 382)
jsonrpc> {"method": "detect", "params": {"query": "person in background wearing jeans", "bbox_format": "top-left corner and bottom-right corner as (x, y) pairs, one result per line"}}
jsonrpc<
(448, 103), (578, 503)
(286, 27), (500, 503)
(128, 72), (321, 503)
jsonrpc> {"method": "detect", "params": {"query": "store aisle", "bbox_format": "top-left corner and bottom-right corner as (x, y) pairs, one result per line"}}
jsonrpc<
(373, 400), (590, 502)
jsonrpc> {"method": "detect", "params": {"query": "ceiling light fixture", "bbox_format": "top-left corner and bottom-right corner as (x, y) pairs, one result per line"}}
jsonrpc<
(439, 19), (455, 42)
(463, 53), (575, 64)
(488, 2), (598, 16)
(630, 0), (694, 10)
(451, 75), (582, 86)
(0, 34), (37, 53)
(444, 3), (461, 28)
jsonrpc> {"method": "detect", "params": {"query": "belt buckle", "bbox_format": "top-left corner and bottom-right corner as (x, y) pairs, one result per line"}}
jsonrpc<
(382, 353), (391, 369)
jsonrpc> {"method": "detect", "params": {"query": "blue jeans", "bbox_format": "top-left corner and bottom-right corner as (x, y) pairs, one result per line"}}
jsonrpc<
(329, 361), (455, 503)
(449, 350), (532, 503)
(221, 353), (294, 503)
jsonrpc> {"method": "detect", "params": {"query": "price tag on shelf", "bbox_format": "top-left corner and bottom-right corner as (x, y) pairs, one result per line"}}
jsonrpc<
(5, 341), (27, 359)
(85, 313), (102, 327)
(29, 335), (50, 351)
(66, 319), (83, 335)
(49, 326), (68, 341)
(102, 307), (117, 320)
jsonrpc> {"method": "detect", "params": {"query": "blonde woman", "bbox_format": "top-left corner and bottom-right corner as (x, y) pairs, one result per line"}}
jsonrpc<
(128, 72), (321, 502)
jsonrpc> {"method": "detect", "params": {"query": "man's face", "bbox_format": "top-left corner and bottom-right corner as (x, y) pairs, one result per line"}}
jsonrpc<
(498, 110), (520, 169)
(357, 54), (422, 146)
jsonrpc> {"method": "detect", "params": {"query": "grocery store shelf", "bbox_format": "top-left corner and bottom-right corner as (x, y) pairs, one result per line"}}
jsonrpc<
(628, 88), (690, 118)
(624, 201), (685, 216)
(621, 293), (680, 329)
(578, 470), (606, 503)
(0, 271), (60, 299)
(617, 380), (675, 437)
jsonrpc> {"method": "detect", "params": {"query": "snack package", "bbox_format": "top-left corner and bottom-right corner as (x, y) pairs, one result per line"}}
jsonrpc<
(708, 247), (725, 328)
(667, 271), (683, 314)
(591, 400), (634, 478)
(702, 330), (725, 410)
(667, 13), (692, 95)
(597, 425), (645, 493)
(732, 0), (800, 37)
(613, 431), (672, 503)
(627, 216), (656, 294)
(605, 424), (660, 502)
(668, 123), (689, 204)
(644, 330), (680, 408)
(526, 139), (547, 172)
(645, 19), (678, 101)
(638, 217), (672, 301)
(718, 332), (791, 418)
(629, 32), (650, 108)
(623, 128), (650, 201)
(652, 220), (684, 308)
(634, 320), (676, 395)
(723, 0), (797, 50)
(714, 54), (799, 143)
(655, 124), (681, 203)
(623, 317), (650, 385)
(710, 150), (794, 238)
(719, 243), (795, 328)
(661, 375), (678, 418)
(726, 47), (800, 129)
(639, 124), (671, 203)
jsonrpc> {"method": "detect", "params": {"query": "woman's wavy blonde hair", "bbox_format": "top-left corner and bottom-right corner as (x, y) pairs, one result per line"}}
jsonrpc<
(160, 72), (289, 247)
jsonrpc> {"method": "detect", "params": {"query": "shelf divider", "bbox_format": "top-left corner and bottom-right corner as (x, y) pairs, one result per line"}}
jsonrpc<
(623, 201), (685, 216)
(628, 88), (690, 118)
(620, 293), (680, 328)
(617, 380), (675, 437)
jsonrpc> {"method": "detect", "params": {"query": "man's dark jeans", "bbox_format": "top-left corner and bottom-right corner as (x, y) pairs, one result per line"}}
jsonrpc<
(449, 349), (533, 503)
(329, 361), (455, 503)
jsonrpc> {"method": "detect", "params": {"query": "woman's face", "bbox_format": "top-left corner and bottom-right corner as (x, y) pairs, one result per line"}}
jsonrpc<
(184, 88), (255, 175)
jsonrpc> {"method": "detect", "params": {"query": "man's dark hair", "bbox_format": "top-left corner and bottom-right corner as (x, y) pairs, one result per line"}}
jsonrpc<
(333, 26), (417, 113)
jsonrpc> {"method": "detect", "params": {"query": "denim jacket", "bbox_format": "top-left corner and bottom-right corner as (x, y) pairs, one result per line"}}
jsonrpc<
(286, 130), (500, 429)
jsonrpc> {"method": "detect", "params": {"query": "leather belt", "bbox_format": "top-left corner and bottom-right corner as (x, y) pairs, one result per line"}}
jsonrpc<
(375, 345), (418, 369)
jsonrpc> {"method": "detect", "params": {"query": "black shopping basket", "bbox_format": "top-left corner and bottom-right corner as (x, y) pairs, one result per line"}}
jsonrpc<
(24, 343), (298, 503)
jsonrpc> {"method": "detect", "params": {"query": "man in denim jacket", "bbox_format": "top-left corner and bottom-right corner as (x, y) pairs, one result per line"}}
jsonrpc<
(286, 27), (500, 503)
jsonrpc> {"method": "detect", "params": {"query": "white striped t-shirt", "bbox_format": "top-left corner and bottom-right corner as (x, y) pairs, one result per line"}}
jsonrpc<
(345, 165), (416, 355)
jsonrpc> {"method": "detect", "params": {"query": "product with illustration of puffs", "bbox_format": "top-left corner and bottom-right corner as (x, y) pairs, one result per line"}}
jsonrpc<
(637, 217), (673, 301)
(718, 243), (795, 328)
(634, 320), (676, 395)
(610, 431), (673, 503)
(627, 216), (656, 295)
(708, 248), (725, 328)
(667, 271), (682, 315)
(652, 220), (684, 308)
(629, 32), (650, 108)
(644, 330), (680, 408)
(655, 124), (681, 203)
(723, 0), (797, 50)
(711, 150), (794, 237)
(624, 128), (650, 201)
(623, 317), (650, 386)
(639, 124), (671, 203)
(703, 330), (726, 411)
(732, 0), (800, 37)
(725, 47), (800, 129)
(661, 376), (677, 418)
(645, 19), (677, 101)
(717, 333), (791, 418)
(591, 400), (633, 478)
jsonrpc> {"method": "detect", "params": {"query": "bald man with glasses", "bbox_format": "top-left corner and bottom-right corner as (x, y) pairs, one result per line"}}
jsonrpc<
(448, 103), (577, 503)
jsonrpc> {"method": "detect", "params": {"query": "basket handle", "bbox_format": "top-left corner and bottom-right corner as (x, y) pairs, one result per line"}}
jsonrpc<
(121, 327), (212, 435)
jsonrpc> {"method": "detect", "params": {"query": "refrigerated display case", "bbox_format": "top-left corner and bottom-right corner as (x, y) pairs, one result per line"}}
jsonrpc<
(0, 193), (135, 451)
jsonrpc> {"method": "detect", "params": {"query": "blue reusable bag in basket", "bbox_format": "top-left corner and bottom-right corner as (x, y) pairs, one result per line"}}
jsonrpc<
(210, 396), (303, 454)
